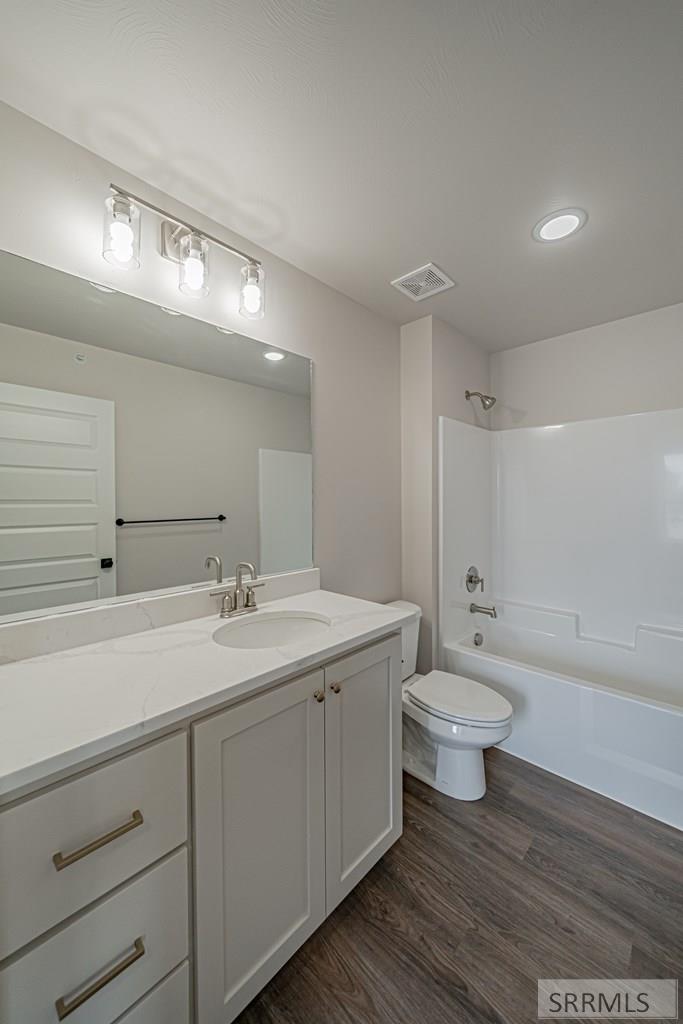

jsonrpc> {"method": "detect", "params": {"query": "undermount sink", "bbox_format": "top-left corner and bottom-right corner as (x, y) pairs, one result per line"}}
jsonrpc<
(213, 610), (333, 650)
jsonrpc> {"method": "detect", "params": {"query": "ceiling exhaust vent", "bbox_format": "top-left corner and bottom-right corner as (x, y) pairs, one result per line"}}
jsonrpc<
(390, 263), (455, 301)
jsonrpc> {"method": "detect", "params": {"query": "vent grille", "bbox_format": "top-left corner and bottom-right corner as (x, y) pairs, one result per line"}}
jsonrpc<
(390, 263), (455, 301)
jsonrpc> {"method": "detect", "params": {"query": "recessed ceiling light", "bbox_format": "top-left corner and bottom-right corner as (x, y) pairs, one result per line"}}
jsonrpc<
(89, 281), (117, 293)
(216, 326), (235, 335)
(532, 208), (587, 242)
(263, 350), (285, 362)
(161, 307), (182, 316)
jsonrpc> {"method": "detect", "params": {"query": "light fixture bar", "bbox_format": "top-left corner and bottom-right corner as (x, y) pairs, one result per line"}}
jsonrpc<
(109, 183), (261, 267)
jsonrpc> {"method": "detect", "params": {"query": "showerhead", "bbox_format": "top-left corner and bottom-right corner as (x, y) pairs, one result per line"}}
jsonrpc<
(465, 390), (496, 411)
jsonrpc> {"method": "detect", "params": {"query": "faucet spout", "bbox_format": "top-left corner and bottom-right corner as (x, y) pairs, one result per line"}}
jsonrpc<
(204, 554), (223, 585)
(469, 602), (497, 619)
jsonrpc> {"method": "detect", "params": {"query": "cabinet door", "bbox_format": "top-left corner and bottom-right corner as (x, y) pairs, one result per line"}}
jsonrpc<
(193, 671), (326, 1024)
(324, 634), (403, 911)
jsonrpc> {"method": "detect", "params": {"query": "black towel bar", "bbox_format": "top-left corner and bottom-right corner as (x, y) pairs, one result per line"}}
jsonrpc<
(116, 515), (226, 527)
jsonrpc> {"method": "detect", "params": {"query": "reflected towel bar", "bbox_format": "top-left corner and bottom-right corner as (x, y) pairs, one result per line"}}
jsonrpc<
(116, 515), (226, 526)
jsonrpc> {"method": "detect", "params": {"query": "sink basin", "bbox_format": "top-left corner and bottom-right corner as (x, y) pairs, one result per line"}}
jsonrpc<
(213, 611), (333, 650)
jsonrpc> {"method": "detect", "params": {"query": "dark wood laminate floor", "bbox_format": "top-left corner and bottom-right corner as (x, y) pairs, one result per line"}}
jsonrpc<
(237, 750), (683, 1024)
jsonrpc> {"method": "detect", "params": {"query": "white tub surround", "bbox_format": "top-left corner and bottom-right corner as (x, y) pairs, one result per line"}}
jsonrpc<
(0, 588), (411, 801)
(438, 410), (683, 829)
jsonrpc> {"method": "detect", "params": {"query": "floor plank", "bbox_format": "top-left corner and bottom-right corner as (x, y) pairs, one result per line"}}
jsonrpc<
(237, 752), (683, 1024)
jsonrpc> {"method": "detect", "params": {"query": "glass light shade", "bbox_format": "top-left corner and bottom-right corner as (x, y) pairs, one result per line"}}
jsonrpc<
(102, 195), (140, 269)
(239, 263), (265, 319)
(179, 232), (209, 297)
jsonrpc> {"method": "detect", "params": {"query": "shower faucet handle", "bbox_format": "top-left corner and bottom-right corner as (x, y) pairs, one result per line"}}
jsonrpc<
(465, 566), (485, 593)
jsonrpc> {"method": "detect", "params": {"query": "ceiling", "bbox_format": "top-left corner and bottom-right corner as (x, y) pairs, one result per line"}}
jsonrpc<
(0, 252), (311, 397)
(1, 0), (682, 351)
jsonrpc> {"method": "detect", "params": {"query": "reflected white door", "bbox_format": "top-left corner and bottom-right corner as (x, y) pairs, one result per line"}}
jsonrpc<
(258, 449), (313, 574)
(0, 382), (116, 616)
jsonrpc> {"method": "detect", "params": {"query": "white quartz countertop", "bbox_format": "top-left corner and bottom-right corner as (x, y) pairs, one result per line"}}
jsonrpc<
(0, 590), (412, 800)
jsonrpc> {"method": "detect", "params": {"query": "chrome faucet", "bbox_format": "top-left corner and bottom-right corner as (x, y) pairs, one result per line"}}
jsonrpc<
(204, 555), (223, 585)
(211, 561), (266, 618)
(469, 602), (497, 619)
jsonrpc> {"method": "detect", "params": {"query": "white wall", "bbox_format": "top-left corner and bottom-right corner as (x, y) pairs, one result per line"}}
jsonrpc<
(0, 101), (401, 603)
(1, 322), (311, 595)
(400, 315), (490, 670)
(491, 302), (683, 429)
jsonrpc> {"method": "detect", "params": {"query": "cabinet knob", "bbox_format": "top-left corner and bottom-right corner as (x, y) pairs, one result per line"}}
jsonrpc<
(330, 683), (341, 694)
(313, 689), (325, 702)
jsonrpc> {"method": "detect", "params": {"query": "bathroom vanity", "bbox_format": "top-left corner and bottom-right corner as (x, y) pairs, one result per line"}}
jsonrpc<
(0, 588), (410, 1024)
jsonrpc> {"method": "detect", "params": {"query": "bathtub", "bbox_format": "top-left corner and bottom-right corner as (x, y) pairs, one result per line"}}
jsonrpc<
(443, 617), (683, 830)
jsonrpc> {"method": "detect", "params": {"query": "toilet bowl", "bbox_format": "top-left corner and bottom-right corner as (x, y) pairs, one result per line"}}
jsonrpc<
(388, 601), (513, 801)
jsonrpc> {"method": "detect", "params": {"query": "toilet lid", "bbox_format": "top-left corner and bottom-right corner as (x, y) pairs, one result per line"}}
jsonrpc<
(407, 670), (512, 725)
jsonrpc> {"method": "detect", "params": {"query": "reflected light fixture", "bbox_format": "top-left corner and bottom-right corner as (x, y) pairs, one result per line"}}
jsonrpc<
(240, 263), (266, 320)
(102, 184), (265, 319)
(532, 208), (587, 242)
(263, 350), (285, 362)
(102, 195), (140, 269)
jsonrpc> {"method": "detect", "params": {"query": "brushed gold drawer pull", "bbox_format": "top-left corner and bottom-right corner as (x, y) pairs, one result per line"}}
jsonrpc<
(313, 689), (325, 702)
(55, 936), (145, 1020)
(52, 809), (144, 871)
(330, 682), (341, 693)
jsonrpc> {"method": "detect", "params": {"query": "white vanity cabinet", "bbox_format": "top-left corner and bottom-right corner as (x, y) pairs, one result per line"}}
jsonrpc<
(193, 634), (402, 1024)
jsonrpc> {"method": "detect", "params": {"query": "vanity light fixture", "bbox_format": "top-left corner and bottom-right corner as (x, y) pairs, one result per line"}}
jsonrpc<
(103, 185), (265, 318)
(263, 350), (285, 362)
(532, 208), (587, 242)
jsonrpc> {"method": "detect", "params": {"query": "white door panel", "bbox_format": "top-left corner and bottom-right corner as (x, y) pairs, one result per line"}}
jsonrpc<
(324, 634), (403, 912)
(193, 670), (326, 1024)
(0, 383), (116, 614)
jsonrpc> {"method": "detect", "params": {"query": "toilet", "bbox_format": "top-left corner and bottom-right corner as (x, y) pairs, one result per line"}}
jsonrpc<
(389, 601), (513, 801)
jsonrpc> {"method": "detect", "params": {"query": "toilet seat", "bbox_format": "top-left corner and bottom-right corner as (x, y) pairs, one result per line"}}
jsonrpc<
(406, 670), (512, 727)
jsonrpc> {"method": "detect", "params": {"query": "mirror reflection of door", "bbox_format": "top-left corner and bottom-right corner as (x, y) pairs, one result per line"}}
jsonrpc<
(0, 382), (116, 616)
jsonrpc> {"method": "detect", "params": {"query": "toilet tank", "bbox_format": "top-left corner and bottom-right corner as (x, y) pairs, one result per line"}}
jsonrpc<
(386, 600), (422, 681)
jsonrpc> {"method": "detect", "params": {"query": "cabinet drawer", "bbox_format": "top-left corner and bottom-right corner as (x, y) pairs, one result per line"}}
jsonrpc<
(115, 962), (190, 1024)
(0, 849), (188, 1024)
(0, 733), (187, 959)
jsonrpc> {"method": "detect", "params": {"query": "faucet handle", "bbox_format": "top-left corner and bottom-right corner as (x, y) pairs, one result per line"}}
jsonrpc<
(245, 581), (265, 608)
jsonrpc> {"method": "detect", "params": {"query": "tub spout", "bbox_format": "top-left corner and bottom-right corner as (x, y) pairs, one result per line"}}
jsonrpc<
(470, 602), (497, 619)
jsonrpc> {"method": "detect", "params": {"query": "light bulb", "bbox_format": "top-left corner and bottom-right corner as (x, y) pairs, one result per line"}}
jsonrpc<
(179, 233), (209, 297)
(243, 284), (261, 313)
(109, 220), (134, 262)
(102, 195), (140, 269)
(183, 255), (205, 291)
(239, 263), (265, 319)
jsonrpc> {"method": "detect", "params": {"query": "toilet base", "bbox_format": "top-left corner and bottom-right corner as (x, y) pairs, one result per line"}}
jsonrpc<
(402, 696), (511, 803)
(435, 746), (486, 800)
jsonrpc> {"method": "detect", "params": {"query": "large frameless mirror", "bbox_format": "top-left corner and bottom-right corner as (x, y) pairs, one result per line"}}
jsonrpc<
(0, 251), (312, 623)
